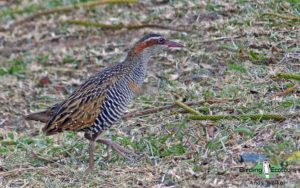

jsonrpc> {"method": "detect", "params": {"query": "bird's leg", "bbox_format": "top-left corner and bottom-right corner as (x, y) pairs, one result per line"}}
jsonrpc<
(96, 138), (139, 161)
(84, 132), (99, 172)
(87, 139), (95, 172)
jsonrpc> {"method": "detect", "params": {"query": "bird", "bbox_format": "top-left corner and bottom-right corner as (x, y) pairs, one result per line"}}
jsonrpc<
(25, 33), (183, 171)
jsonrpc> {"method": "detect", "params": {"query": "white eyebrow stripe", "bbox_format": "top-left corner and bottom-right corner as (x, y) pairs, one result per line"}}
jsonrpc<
(143, 37), (162, 42)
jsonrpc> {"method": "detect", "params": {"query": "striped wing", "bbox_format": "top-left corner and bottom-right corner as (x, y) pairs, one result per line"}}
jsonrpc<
(43, 71), (119, 135)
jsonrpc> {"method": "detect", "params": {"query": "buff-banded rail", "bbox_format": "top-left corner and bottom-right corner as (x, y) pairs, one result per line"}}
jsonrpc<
(25, 33), (183, 171)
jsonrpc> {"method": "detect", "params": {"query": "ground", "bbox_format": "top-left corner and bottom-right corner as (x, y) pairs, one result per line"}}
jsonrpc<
(0, 0), (299, 187)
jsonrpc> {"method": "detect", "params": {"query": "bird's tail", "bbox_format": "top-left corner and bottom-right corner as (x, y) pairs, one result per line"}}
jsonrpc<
(24, 111), (51, 123)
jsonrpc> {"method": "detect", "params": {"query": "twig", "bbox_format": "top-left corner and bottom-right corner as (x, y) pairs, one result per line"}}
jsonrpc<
(262, 12), (300, 21)
(1, 0), (137, 31)
(175, 100), (202, 115)
(0, 34), (104, 57)
(123, 99), (232, 119)
(196, 28), (300, 44)
(188, 113), (300, 122)
(197, 35), (245, 43)
(127, 23), (191, 32)
(64, 20), (192, 32)
(0, 140), (17, 145)
(174, 100), (300, 121)
(0, 0), (17, 8)
(0, 167), (47, 177)
(270, 84), (298, 100)
(276, 73), (300, 81)
(30, 150), (64, 167)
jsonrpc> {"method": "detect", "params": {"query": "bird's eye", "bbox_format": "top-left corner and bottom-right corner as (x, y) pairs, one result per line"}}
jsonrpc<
(158, 38), (165, 44)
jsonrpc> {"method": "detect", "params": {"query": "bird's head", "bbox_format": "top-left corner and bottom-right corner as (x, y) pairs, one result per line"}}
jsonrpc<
(129, 33), (183, 58)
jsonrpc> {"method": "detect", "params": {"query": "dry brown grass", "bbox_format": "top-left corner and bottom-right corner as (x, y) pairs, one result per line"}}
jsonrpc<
(0, 0), (299, 187)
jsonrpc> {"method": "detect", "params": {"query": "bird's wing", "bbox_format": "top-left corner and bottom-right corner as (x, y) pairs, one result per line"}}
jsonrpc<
(43, 69), (120, 135)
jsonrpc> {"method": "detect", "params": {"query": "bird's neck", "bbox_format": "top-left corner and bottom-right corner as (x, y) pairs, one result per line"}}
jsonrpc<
(126, 50), (151, 69)
(123, 52), (150, 85)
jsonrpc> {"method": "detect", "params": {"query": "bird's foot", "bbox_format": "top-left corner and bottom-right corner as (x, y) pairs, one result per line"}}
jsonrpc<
(96, 138), (141, 161)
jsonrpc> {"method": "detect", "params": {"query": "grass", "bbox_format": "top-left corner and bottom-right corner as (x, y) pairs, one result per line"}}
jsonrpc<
(0, 58), (27, 76)
(0, 0), (299, 187)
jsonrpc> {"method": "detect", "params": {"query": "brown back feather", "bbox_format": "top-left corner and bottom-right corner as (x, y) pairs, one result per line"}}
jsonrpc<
(43, 72), (120, 135)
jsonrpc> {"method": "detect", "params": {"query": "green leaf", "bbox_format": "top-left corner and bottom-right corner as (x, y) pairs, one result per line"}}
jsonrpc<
(234, 127), (254, 137)
(248, 50), (259, 60)
(7, 132), (14, 140)
(287, 151), (300, 162)
(161, 143), (186, 157)
(228, 63), (246, 73)
(0, 59), (26, 76)
(159, 133), (173, 144)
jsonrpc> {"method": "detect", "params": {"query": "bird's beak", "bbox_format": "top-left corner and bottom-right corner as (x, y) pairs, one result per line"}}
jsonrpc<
(165, 40), (184, 48)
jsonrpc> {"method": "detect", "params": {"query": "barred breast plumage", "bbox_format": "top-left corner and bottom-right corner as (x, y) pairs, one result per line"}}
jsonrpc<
(88, 73), (137, 133)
